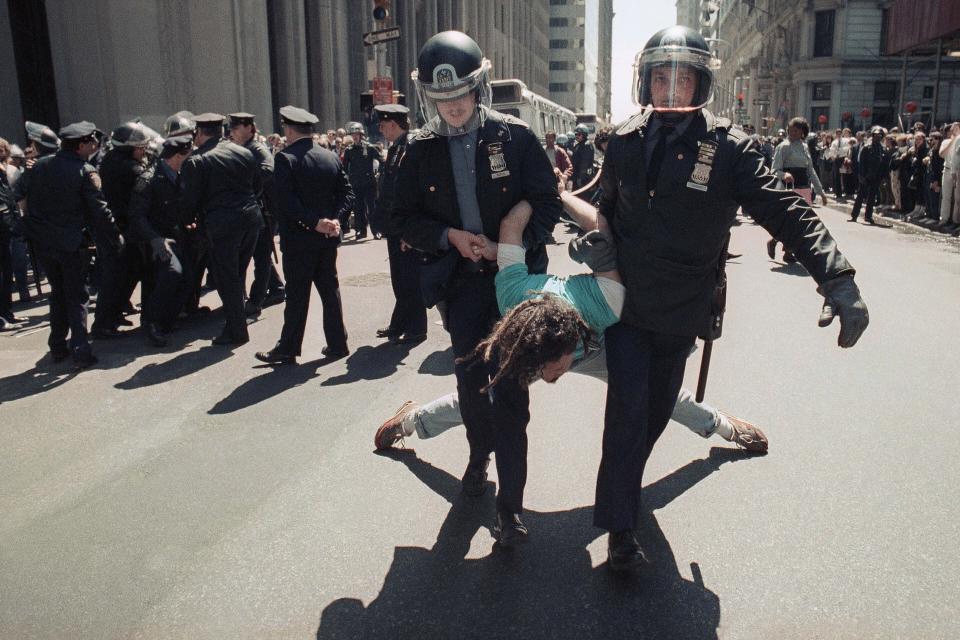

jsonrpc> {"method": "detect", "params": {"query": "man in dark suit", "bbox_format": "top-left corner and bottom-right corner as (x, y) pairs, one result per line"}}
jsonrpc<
(180, 112), (263, 346)
(255, 106), (354, 365)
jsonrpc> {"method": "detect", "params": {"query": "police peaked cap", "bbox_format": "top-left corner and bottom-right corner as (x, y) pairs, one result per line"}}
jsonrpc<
(162, 135), (194, 153)
(59, 121), (103, 141)
(228, 112), (256, 126)
(374, 104), (410, 127)
(279, 105), (319, 126)
(193, 113), (226, 125)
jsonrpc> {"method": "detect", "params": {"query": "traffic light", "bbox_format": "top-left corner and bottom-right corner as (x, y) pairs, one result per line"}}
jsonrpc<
(737, 92), (744, 108)
(373, 0), (390, 21)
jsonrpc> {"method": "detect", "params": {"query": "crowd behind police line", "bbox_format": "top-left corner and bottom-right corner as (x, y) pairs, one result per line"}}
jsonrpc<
(739, 118), (960, 237)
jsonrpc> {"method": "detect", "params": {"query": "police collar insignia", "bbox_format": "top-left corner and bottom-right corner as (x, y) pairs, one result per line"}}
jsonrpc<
(687, 140), (717, 192)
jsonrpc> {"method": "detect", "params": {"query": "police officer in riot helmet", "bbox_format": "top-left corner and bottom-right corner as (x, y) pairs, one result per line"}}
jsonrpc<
(596, 25), (869, 573)
(570, 123), (595, 198)
(91, 120), (160, 339)
(342, 121), (380, 239)
(394, 30), (561, 546)
(24, 121), (60, 167)
(164, 111), (197, 139)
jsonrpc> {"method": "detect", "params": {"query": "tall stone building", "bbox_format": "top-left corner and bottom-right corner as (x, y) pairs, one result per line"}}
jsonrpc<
(547, 0), (614, 121)
(0, 0), (552, 141)
(698, 0), (960, 133)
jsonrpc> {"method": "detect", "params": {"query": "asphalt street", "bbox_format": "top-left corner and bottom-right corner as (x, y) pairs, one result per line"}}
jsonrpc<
(1, 203), (958, 639)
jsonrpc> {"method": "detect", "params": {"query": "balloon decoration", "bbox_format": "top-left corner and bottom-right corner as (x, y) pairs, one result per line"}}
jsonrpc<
(860, 107), (871, 118)
(905, 101), (918, 114)
(817, 114), (828, 125)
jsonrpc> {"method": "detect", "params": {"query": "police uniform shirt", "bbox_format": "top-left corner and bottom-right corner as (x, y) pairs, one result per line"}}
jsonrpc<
(644, 114), (693, 167)
(443, 129), (483, 248)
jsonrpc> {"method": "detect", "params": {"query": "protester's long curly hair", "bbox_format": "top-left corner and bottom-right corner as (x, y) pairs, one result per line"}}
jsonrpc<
(457, 294), (593, 393)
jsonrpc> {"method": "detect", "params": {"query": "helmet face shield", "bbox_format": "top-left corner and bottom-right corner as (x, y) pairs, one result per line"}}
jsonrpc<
(632, 47), (718, 112)
(412, 57), (492, 136)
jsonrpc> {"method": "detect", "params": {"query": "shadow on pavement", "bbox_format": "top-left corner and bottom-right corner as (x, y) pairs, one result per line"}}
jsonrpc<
(769, 261), (808, 277)
(115, 344), (233, 390)
(0, 354), (81, 404)
(317, 447), (753, 639)
(321, 342), (419, 386)
(417, 346), (455, 377)
(208, 355), (342, 414)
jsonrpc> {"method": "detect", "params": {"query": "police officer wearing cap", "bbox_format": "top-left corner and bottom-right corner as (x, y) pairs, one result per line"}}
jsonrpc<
(92, 120), (160, 339)
(227, 112), (285, 316)
(254, 106), (353, 365)
(342, 121), (380, 239)
(850, 126), (888, 224)
(373, 103), (427, 345)
(24, 121), (60, 168)
(180, 112), (263, 346)
(13, 122), (123, 367)
(393, 31), (561, 544)
(571, 124), (595, 197)
(596, 26), (869, 572)
(127, 135), (194, 347)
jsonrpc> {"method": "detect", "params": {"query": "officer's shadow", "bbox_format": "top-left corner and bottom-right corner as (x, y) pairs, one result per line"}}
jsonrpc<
(320, 342), (420, 386)
(317, 447), (752, 640)
(0, 354), (81, 404)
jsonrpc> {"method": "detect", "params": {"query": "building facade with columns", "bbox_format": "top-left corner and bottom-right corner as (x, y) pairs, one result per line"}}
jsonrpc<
(0, 0), (555, 143)
(681, 0), (960, 134)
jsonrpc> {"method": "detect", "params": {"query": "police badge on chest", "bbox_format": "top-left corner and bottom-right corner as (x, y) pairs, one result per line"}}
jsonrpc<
(686, 141), (717, 192)
(487, 142), (510, 179)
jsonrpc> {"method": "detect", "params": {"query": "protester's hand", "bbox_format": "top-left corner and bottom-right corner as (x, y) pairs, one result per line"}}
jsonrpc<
(448, 228), (484, 262)
(817, 275), (869, 348)
(555, 168), (566, 193)
(315, 218), (339, 237)
(475, 234), (498, 261)
(149, 237), (173, 263)
(185, 222), (197, 231)
(782, 171), (794, 185)
(400, 240), (412, 252)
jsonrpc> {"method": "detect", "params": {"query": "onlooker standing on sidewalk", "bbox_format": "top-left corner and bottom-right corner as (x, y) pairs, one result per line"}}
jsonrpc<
(923, 131), (944, 225)
(906, 132), (929, 220)
(850, 127), (886, 224)
(941, 123), (960, 234)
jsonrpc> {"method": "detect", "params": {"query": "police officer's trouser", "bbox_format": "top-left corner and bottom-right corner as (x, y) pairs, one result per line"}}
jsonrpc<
(143, 239), (189, 328)
(276, 236), (347, 356)
(206, 206), (261, 341)
(93, 241), (143, 332)
(852, 179), (880, 222)
(386, 235), (426, 337)
(248, 215), (284, 307)
(181, 229), (208, 313)
(37, 247), (90, 354)
(352, 183), (376, 235)
(0, 229), (13, 320)
(444, 269), (500, 467)
(594, 324), (694, 533)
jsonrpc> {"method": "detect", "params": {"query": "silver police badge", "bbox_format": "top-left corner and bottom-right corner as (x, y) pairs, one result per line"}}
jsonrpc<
(686, 141), (717, 192)
(488, 143), (509, 178)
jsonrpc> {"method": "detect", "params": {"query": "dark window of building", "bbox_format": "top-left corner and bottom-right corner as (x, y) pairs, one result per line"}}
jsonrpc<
(812, 82), (831, 101)
(923, 86), (934, 99)
(871, 106), (895, 129)
(550, 61), (572, 70)
(874, 81), (897, 102)
(550, 17), (568, 27)
(550, 0), (567, 4)
(879, 8), (890, 56)
(549, 39), (569, 49)
(813, 10), (835, 57)
(7, 0), (60, 129)
(550, 83), (570, 92)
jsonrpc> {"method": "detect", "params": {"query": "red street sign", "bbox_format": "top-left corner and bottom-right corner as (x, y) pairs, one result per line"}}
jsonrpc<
(373, 76), (394, 105)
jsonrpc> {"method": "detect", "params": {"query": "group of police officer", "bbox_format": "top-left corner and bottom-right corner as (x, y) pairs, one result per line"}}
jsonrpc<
(10, 23), (870, 575)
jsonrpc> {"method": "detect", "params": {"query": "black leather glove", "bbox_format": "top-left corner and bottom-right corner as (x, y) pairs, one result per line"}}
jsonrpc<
(817, 275), (868, 348)
(149, 237), (173, 263)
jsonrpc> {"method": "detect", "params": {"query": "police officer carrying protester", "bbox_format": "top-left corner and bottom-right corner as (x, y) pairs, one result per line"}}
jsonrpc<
(127, 135), (194, 347)
(13, 121), (123, 368)
(180, 112), (263, 346)
(255, 106), (353, 365)
(392, 31), (562, 544)
(342, 121), (380, 239)
(92, 120), (159, 339)
(227, 112), (286, 316)
(571, 123), (595, 197)
(373, 103), (427, 345)
(596, 26), (869, 573)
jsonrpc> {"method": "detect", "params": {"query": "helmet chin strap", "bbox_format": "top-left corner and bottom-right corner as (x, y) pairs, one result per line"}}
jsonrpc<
(654, 110), (690, 126)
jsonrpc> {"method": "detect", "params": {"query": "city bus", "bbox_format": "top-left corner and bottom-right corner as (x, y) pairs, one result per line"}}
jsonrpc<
(490, 79), (577, 142)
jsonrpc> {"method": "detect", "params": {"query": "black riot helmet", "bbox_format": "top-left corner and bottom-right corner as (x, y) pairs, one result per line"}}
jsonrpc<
(164, 111), (196, 138)
(411, 30), (492, 136)
(25, 121), (60, 151)
(110, 120), (161, 148)
(632, 26), (719, 115)
(574, 124), (591, 138)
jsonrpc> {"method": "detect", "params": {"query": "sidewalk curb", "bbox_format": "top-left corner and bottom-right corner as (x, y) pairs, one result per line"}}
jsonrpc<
(823, 197), (960, 245)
